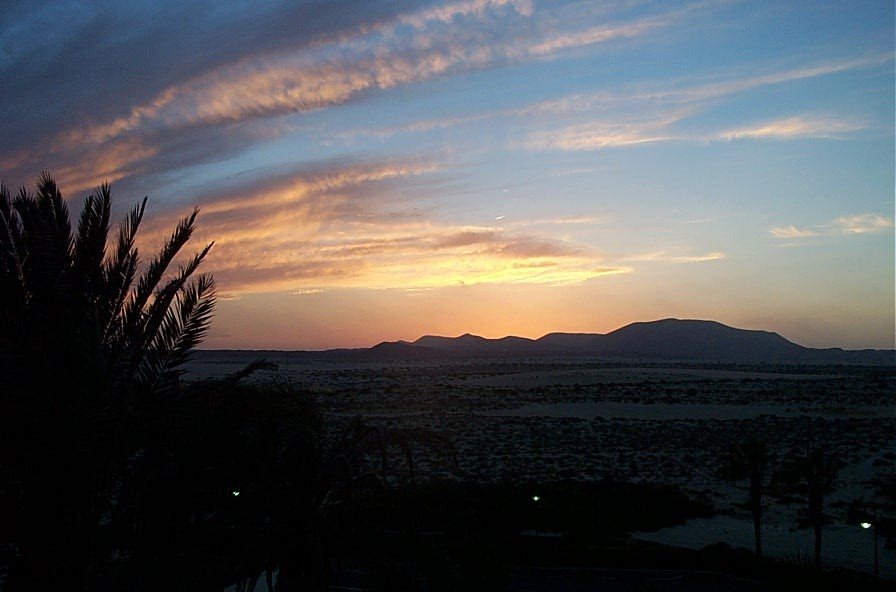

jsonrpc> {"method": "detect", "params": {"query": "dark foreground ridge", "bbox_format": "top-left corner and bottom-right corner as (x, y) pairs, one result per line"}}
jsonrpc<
(200, 318), (895, 365)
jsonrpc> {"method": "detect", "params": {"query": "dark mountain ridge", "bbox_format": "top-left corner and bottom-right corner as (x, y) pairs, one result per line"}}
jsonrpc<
(196, 319), (894, 365)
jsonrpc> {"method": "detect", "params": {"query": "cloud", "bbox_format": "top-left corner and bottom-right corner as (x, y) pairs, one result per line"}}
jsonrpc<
(529, 17), (668, 56)
(535, 215), (605, 225)
(134, 159), (627, 294)
(398, 0), (535, 29)
(635, 53), (892, 105)
(497, 238), (582, 258)
(354, 52), (891, 141)
(528, 111), (866, 152)
(769, 213), (893, 242)
(56, 1), (681, 152)
(0, 0), (685, 195)
(716, 116), (864, 141)
(433, 229), (500, 248)
(769, 225), (820, 239)
(833, 213), (893, 234)
(626, 250), (726, 264)
(334, 50), (886, 153)
(525, 103), (696, 150)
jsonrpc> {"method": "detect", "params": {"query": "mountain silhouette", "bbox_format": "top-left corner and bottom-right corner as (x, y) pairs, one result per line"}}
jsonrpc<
(540, 319), (807, 361)
(195, 319), (894, 365)
(398, 319), (893, 364)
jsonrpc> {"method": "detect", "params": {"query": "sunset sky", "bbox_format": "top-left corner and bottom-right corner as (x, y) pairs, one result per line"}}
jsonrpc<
(1, 0), (893, 350)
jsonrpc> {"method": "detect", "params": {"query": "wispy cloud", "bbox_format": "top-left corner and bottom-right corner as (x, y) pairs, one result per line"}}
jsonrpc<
(717, 116), (864, 141)
(529, 112), (866, 151)
(136, 159), (628, 294)
(336, 50), (885, 151)
(769, 225), (821, 239)
(635, 53), (892, 104)
(833, 213), (893, 234)
(529, 16), (668, 55)
(625, 250), (726, 264)
(342, 50), (889, 147)
(61, 1), (673, 150)
(526, 110), (686, 150)
(770, 213), (893, 241)
(398, 0), (535, 29)
(0, 0), (700, 197)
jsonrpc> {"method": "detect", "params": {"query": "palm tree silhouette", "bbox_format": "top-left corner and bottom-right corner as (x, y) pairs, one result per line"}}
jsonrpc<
(335, 417), (460, 486)
(0, 173), (215, 589)
(776, 445), (841, 568)
(719, 435), (771, 558)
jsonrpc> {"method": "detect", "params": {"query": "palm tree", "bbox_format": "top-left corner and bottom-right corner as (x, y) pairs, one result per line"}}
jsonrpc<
(776, 445), (840, 568)
(331, 416), (460, 489)
(0, 173), (216, 589)
(719, 435), (771, 558)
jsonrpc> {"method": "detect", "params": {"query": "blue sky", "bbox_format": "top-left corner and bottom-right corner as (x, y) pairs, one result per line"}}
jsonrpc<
(1, 0), (893, 349)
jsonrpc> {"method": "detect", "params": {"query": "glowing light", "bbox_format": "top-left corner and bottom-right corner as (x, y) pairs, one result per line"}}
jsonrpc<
(232, 490), (240, 497)
(860, 522), (872, 529)
(532, 495), (540, 501)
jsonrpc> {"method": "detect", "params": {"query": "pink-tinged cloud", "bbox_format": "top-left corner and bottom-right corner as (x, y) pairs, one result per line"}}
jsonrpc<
(59, 2), (679, 150)
(529, 17), (668, 56)
(833, 213), (893, 234)
(639, 53), (893, 104)
(769, 225), (820, 239)
(346, 53), (887, 151)
(769, 213), (893, 241)
(398, 0), (534, 29)
(717, 116), (864, 141)
(626, 250), (726, 264)
(133, 160), (628, 294)
(526, 113), (685, 151)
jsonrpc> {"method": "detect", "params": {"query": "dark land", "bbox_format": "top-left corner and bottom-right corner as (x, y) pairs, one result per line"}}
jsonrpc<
(180, 319), (896, 589)
(195, 318), (895, 365)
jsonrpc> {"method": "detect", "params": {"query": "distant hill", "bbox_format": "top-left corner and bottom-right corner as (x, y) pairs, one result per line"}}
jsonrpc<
(414, 333), (542, 355)
(402, 319), (893, 364)
(196, 319), (895, 365)
(536, 318), (893, 363)
(552, 319), (810, 361)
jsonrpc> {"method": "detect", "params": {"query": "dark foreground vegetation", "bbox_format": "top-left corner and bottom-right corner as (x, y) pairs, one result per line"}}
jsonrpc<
(0, 176), (892, 590)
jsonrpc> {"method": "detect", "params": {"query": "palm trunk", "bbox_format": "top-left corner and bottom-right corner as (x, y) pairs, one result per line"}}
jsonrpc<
(752, 509), (762, 558)
(749, 471), (763, 558)
(813, 524), (822, 568)
(809, 481), (823, 568)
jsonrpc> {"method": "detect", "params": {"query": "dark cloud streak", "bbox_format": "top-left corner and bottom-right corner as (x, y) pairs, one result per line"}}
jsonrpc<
(0, 0), (428, 147)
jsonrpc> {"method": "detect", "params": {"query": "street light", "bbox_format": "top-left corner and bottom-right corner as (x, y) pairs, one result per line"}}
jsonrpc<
(532, 494), (541, 538)
(859, 508), (878, 578)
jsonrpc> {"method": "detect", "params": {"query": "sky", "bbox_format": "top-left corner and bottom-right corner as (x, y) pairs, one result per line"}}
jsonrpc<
(1, 0), (893, 350)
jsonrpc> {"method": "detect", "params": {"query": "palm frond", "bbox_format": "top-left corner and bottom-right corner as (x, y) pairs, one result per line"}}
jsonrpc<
(115, 208), (202, 380)
(35, 170), (73, 265)
(73, 184), (111, 297)
(120, 208), (198, 335)
(139, 273), (216, 393)
(101, 197), (146, 344)
(0, 185), (27, 308)
(126, 241), (213, 380)
(15, 173), (74, 305)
